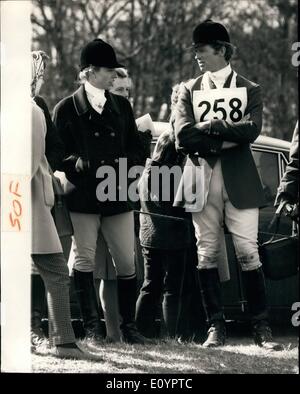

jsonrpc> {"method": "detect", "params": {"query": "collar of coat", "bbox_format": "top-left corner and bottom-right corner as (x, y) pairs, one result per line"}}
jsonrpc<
(72, 85), (121, 116)
(185, 70), (258, 92)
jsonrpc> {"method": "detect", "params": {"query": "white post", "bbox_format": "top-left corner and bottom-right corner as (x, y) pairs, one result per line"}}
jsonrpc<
(1, 0), (32, 372)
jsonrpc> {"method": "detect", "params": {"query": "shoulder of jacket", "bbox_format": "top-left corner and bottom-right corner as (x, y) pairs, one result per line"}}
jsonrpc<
(106, 91), (123, 103)
(111, 92), (132, 108)
(236, 74), (260, 90)
(182, 75), (203, 91)
(34, 95), (47, 108)
(53, 94), (75, 114)
(32, 101), (46, 134)
(31, 100), (44, 117)
(107, 92), (132, 115)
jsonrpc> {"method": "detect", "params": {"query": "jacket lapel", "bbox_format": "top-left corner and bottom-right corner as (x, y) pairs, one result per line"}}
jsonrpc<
(72, 85), (90, 116)
(72, 86), (121, 116)
(223, 70), (234, 88)
(105, 92), (121, 115)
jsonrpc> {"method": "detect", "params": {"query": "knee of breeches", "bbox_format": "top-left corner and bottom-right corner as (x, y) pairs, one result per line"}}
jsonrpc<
(73, 257), (95, 272)
(196, 254), (219, 270)
(237, 252), (262, 271)
(114, 256), (136, 277)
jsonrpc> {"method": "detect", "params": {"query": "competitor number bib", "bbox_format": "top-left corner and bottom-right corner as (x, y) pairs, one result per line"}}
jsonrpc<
(193, 87), (247, 124)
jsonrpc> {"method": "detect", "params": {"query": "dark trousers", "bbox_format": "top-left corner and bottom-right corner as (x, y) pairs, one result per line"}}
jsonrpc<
(135, 248), (190, 338)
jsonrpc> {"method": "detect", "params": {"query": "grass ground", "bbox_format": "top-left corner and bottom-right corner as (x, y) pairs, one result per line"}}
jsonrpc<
(31, 334), (298, 374)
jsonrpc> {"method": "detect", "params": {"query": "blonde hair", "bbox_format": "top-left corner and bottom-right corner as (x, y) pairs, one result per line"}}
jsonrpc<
(78, 65), (100, 84)
(115, 68), (129, 78)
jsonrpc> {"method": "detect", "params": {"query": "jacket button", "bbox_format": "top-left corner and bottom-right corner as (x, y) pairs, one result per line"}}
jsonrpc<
(100, 160), (105, 164)
(110, 132), (115, 137)
(114, 158), (119, 163)
(95, 132), (100, 137)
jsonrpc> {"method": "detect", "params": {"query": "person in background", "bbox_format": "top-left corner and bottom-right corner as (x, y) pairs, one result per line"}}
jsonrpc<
(30, 51), (65, 347)
(31, 55), (99, 360)
(135, 128), (193, 339)
(175, 19), (282, 350)
(135, 83), (193, 339)
(111, 67), (132, 99)
(53, 39), (150, 345)
(111, 67), (153, 162)
(31, 51), (65, 173)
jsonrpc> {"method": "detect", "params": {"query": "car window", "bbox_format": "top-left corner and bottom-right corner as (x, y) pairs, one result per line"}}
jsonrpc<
(252, 150), (279, 205)
(252, 149), (292, 238)
(280, 153), (288, 176)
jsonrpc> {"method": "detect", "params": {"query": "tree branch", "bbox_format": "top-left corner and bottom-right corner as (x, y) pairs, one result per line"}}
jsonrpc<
(96, 0), (132, 35)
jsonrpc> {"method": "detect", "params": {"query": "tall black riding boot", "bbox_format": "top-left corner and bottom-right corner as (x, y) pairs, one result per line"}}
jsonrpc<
(73, 269), (105, 342)
(197, 268), (226, 348)
(31, 274), (47, 346)
(242, 267), (283, 351)
(118, 276), (152, 344)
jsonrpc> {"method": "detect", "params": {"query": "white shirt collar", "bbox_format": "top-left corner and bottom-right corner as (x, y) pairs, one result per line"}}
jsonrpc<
(208, 63), (232, 88)
(84, 80), (106, 100)
(84, 81), (106, 114)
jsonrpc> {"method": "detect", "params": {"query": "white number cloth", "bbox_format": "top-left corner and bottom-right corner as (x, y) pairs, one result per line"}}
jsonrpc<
(192, 87), (247, 124)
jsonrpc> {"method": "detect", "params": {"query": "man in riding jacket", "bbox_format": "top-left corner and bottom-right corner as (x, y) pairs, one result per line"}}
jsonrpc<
(174, 20), (282, 350)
